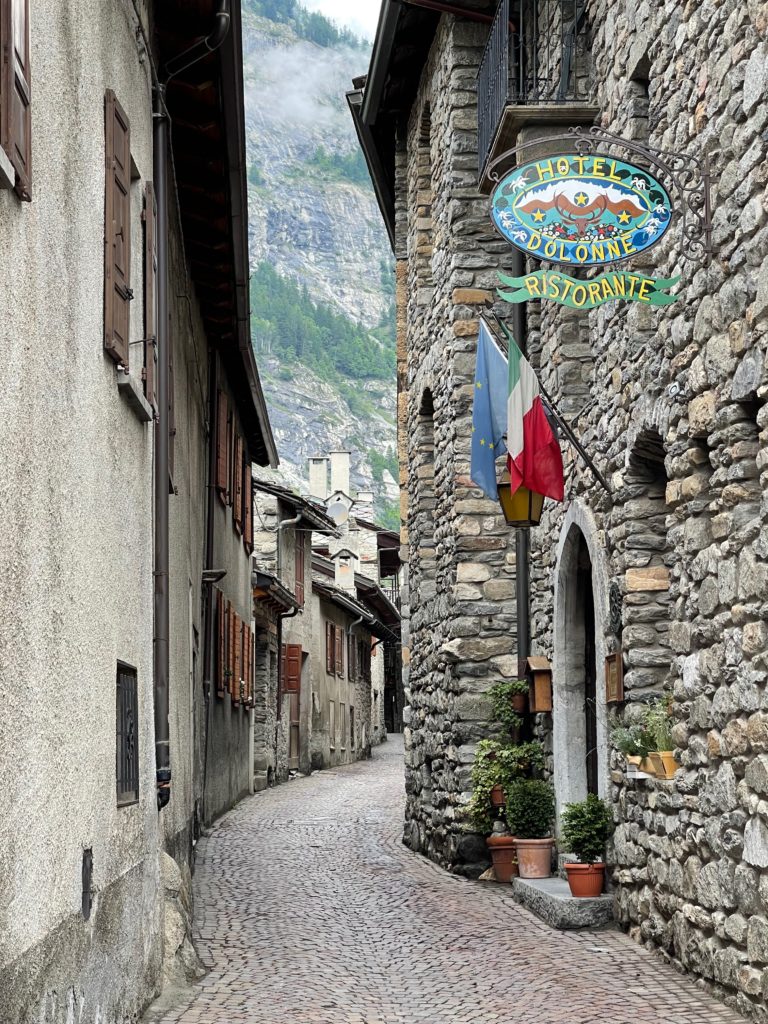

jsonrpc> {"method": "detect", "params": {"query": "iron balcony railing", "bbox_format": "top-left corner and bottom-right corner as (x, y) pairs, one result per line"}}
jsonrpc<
(477, 0), (593, 177)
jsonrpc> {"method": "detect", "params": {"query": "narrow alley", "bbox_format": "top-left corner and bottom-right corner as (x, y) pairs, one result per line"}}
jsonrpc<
(145, 737), (744, 1024)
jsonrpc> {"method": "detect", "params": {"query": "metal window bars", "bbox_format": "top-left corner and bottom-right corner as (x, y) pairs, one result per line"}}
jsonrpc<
(116, 663), (139, 806)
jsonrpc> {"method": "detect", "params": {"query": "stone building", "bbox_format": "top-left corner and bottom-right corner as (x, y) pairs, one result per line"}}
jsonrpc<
(355, 0), (768, 1015)
(0, 2), (276, 1021)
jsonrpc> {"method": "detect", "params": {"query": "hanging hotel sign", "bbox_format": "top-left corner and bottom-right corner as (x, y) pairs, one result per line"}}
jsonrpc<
(497, 269), (681, 309)
(491, 154), (673, 265)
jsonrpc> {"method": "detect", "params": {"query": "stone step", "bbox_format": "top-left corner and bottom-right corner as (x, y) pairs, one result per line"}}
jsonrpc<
(511, 876), (615, 931)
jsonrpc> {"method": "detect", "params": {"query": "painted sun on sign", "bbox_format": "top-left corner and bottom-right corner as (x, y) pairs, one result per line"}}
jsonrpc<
(491, 154), (672, 266)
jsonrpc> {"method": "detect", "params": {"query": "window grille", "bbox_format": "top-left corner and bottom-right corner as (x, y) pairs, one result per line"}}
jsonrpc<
(116, 663), (139, 806)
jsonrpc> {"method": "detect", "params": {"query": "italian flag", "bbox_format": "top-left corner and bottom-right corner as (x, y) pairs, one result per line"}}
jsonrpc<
(507, 337), (564, 501)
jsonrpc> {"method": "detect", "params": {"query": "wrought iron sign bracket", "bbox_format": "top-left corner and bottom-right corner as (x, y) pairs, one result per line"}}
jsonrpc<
(487, 124), (713, 267)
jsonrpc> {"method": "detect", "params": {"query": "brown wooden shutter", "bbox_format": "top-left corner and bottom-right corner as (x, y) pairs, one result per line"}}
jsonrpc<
(233, 435), (243, 534)
(104, 90), (131, 366)
(244, 461), (253, 553)
(1, 0), (31, 200)
(245, 625), (253, 707)
(335, 627), (343, 676)
(279, 643), (286, 716)
(231, 611), (241, 705)
(216, 590), (226, 697)
(215, 391), (228, 502)
(294, 537), (305, 607)
(226, 410), (233, 506)
(325, 622), (334, 674)
(284, 645), (301, 692)
(142, 182), (157, 412)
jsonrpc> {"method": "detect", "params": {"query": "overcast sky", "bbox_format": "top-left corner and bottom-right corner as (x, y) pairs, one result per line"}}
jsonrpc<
(302, 0), (381, 42)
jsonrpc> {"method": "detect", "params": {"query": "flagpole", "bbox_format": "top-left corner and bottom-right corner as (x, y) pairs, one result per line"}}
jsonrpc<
(482, 311), (612, 496)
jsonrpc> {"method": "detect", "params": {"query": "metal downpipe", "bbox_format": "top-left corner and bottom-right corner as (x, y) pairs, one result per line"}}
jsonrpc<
(511, 247), (531, 673)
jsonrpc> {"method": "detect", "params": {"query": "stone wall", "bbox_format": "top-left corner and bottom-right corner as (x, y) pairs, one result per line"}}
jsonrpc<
(523, 1), (768, 1017)
(397, 17), (521, 876)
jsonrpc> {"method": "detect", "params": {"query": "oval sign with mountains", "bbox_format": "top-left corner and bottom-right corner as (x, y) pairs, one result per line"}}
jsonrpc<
(491, 154), (672, 266)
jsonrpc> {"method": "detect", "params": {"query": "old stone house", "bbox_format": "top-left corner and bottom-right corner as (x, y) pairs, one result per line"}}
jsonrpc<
(0, 2), (276, 1022)
(355, 0), (768, 1016)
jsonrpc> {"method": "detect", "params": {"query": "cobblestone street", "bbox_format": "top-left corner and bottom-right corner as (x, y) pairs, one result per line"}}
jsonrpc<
(145, 737), (745, 1024)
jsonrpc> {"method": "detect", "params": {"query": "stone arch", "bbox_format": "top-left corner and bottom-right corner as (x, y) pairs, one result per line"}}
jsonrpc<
(412, 388), (436, 582)
(552, 501), (610, 815)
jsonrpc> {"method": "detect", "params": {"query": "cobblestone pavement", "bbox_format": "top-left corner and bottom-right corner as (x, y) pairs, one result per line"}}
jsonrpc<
(145, 736), (746, 1024)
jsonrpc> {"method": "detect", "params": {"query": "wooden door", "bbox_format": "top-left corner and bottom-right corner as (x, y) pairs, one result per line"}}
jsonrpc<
(284, 644), (302, 770)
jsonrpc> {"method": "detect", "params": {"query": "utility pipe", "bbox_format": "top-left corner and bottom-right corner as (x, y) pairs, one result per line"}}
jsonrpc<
(277, 513), (302, 579)
(152, 0), (232, 812)
(510, 246), (531, 676)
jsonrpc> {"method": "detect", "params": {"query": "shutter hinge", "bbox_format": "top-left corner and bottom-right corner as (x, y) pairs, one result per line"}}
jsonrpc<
(126, 286), (135, 301)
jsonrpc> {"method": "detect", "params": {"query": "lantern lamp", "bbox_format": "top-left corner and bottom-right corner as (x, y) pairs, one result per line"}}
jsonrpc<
(497, 467), (545, 527)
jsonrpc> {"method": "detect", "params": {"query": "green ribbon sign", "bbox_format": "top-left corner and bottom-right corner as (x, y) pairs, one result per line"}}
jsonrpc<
(497, 269), (681, 309)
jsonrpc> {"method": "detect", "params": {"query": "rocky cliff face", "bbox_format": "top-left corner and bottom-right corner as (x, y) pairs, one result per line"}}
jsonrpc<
(242, 10), (396, 509)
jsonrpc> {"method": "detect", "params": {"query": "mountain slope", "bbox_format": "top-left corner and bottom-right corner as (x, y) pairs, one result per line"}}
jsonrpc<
(242, 4), (397, 520)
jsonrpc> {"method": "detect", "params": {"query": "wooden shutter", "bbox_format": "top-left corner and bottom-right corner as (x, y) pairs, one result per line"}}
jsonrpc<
(142, 182), (157, 412)
(245, 626), (253, 707)
(215, 391), (228, 502)
(294, 537), (305, 607)
(233, 435), (243, 534)
(231, 611), (241, 705)
(1, 0), (31, 200)
(325, 622), (334, 674)
(279, 643), (286, 716)
(216, 591), (226, 697)
(240, 620), (249, 707)
(104, 90), (131, 366)
(284, 645), (301, 692)
(244, 462), (253, 552)
(335, 627), (343, 676)
(226, 410), (233, 506)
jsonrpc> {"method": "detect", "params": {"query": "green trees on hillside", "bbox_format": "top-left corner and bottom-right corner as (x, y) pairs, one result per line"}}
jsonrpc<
(305, 146), (370, 186)
(250, 263), (394, 381)
(246, 0), (365, 48)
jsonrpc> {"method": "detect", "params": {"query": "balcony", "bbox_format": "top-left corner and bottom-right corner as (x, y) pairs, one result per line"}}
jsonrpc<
(477, 0), (598, 192)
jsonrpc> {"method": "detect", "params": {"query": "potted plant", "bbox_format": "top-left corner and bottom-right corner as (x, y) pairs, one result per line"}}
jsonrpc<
(467, 739), (545, 834)
(646, 697), (678, 779)
(611, 722), (654, 777)
(505, 778), (556, 879)
(560, 794), (614, 897)
(486, 821), (518, 883)
(489, 679), (529, 716)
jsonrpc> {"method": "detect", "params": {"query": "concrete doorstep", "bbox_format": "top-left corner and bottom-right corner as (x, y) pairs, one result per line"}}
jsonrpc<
(510, 875), (615, 931)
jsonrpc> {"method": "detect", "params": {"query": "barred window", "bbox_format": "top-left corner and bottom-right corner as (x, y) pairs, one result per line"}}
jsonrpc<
(116, 663), (139, 806)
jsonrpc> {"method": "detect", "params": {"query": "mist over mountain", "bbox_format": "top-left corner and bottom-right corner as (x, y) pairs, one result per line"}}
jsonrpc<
(242, 2), (398, 525)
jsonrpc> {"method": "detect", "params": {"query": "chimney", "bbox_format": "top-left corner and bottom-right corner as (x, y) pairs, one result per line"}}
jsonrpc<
(355, 490), (375, 523)
(329, 450), (351, 496)
(333, 549), (357, 592)
(308, 456), (329, 500)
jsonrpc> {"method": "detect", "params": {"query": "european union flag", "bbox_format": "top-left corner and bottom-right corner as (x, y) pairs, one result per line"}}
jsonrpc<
(470, 320), (508, 500)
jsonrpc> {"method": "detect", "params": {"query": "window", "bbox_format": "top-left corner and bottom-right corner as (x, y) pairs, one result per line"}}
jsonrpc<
(104, 90), (132, 366)
(0, 0), (32, 200)
(294, 536), (305, 607)
(335, 625), (344, 676)
(339, 703), (346, 751)
(325, 621), (335, 674)
(329, 700), (336, 750)
(215, 391), (229, 504)
(116, 663), (139, 806)
(350, 707), (355, 750)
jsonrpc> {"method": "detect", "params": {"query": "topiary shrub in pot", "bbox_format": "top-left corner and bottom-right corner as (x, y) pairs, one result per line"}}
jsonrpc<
(505, 779), (555, 879)
(560, 794), (614, 897)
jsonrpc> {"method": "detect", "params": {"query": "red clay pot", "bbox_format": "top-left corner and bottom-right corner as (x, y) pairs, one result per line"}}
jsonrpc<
(486, 835), (518, 883)
(564, 862), (605, 897)
(511, 693), (527, 714)
(490, 784), (506, 808)
(515, 838), (554, 879)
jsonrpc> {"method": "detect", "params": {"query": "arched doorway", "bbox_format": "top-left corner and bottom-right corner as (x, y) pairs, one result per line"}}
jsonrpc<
(553, 510), (608, 813)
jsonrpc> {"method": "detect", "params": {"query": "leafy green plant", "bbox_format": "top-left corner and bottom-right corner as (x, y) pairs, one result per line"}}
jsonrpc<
(646, 696), (674, 751)
(560, 794), (614, 864)
(467, 740), (544, 833)
(611, 723), (653, 759)
(505, 779), (555, 839)
(488, 681), (526, 735)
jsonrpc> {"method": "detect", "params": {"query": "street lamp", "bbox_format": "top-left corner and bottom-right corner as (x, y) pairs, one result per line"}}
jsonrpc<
(497, 467), (544, 527)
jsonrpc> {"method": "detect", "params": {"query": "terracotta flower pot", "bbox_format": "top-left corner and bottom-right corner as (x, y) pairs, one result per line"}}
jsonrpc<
(511, 693), (527, 714)
(515, 837), (553, 879)
(490, 784), (506, 808)
(564, 862), (605, 898)
(486, 835), (518, 883)
(650, 751), (679, 779)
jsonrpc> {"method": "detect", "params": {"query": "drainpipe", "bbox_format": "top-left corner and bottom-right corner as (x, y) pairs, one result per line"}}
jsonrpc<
(511, 246), (531, 676)
(152, 0), (232, 812)
(277, 513), (302, 579)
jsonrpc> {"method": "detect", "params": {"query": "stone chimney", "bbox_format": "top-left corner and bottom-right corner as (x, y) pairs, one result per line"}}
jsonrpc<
(329, 450), (351, 496)
(308, 456), (329, 500)
(355, 489), (375, 523)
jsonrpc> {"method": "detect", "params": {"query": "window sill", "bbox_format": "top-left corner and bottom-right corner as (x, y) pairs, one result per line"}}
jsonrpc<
(0, 146), (14, 191)
(117, 367), (153, 423)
